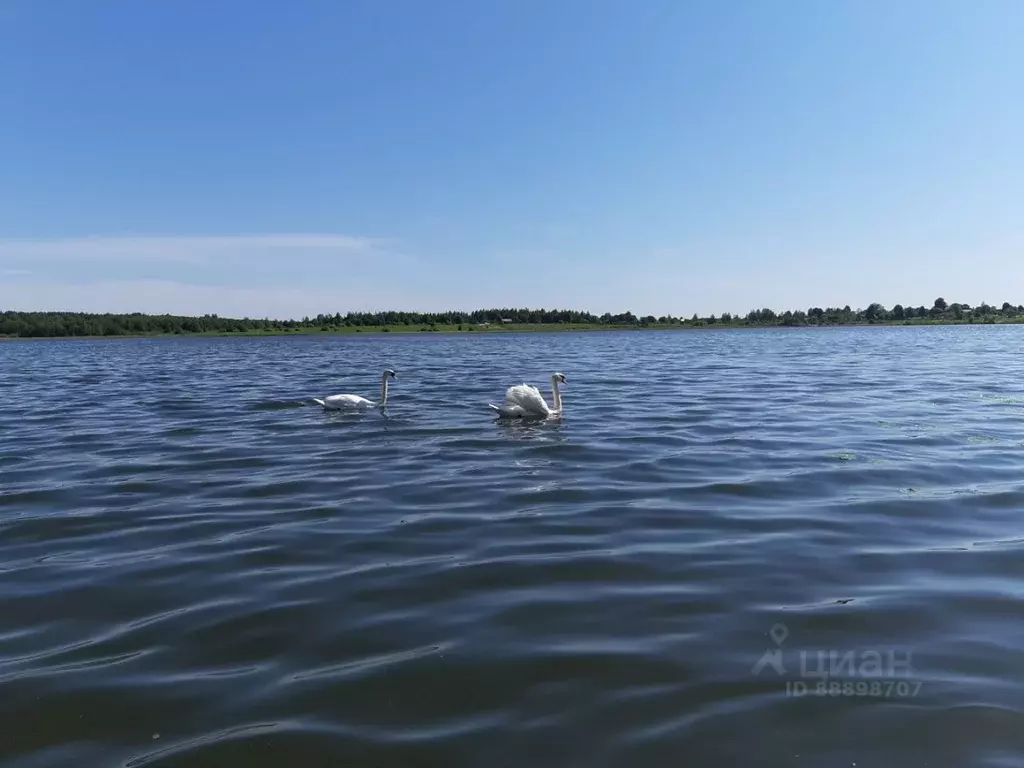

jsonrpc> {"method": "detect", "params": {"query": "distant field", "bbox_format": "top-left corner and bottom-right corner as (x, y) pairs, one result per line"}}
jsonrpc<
(0, 322), (654, 339)
(6, 318), (1024, 341)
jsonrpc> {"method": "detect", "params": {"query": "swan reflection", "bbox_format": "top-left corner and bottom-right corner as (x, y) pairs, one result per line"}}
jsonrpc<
(494, 414), (566, 442)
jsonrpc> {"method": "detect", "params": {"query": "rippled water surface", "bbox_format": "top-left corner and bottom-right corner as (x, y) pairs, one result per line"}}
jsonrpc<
(3, 326), (1024, 767)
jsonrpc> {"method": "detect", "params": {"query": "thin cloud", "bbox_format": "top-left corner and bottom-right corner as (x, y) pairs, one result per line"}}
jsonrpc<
(0, 278), (432, 319)
(0, 233), (386, 265)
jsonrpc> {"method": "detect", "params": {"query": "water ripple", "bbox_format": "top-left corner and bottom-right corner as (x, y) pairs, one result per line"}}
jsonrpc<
(1, 327), (1023, 766)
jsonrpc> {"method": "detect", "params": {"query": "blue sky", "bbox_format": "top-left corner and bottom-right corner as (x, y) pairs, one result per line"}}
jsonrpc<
(1, 0), (1021, 318)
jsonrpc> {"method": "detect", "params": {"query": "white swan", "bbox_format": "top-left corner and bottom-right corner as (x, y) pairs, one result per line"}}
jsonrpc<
(313, 369), (396, 410)
(489, 373), (566, 418)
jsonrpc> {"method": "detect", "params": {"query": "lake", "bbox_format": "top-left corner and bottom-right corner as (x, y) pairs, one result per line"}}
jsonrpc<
(2, 326), (1023, 767)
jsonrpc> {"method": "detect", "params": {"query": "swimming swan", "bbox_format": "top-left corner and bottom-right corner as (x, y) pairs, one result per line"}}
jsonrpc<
(313, 369), (396, 410)
(489, 373), (566, 418)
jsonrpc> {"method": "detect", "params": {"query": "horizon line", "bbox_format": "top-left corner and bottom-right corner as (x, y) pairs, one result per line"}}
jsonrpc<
(3, 298), (1017, 323)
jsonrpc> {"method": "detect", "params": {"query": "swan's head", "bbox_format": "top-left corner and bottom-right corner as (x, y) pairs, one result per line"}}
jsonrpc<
(553, 372), (567, 385)
(383, 369), (398, 380)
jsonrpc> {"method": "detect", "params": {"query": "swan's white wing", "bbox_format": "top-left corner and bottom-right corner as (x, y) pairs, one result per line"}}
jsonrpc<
(322, 393), (375, 408)
(504, 384), (551, 415)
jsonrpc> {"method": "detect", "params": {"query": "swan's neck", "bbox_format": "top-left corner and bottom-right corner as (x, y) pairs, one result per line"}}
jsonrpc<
(380, 376), (389, 407)
(550, 376), (562, 412)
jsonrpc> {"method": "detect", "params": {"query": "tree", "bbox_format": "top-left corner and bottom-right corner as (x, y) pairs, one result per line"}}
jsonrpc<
(0, 298), (1018, 338)
(864, 303), (885, 321)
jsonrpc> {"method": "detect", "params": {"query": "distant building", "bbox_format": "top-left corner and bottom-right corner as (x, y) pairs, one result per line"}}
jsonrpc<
(500, 318), (513, 323)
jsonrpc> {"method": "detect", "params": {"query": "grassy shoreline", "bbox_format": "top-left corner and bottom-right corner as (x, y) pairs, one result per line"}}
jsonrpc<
(3, 317), (1023, 341)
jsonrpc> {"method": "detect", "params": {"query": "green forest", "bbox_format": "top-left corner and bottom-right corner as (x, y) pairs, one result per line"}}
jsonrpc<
(1, 298), (1022, 338)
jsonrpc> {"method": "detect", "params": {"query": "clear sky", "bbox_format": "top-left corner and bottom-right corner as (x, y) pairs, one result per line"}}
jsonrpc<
(1, 0), (1021, 319)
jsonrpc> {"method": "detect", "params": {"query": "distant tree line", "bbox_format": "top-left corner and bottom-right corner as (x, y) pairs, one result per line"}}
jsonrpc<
(338, 308), (614, 326)
(0, 312), (305, 338)
(735, 298), (1024, 327)
(2, 298), (1022, 337)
